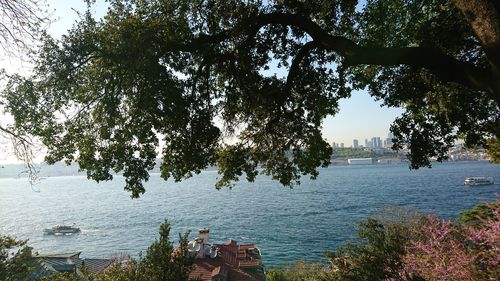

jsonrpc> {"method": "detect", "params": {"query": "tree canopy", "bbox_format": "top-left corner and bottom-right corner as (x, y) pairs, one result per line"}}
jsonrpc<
(2, 0), (499, 197)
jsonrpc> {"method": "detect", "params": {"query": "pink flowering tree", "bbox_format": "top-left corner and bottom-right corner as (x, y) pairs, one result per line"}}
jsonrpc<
(465, 203), (500, 280)
(402, 216), (477, 280)
(401, 201), (499, 281)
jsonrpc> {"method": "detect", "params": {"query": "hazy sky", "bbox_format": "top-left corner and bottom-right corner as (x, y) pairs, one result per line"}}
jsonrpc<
(0, 0), (404, 163)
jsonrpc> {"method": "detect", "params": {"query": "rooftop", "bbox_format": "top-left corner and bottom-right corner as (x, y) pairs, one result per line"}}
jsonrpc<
(188, 237), (265, 281)
(29, 251), (112, 279)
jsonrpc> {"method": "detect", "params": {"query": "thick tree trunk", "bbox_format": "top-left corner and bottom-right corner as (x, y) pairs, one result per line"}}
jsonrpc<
(453, 0), (500, 103)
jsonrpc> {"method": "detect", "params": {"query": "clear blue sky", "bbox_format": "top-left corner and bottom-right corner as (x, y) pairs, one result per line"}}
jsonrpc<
(0, 1), (404, 164)
(323, 92), (403, 146)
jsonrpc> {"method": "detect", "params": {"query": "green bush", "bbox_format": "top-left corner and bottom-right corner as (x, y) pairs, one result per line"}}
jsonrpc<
(0, 235), (32, 281)
(266, 261), (333, 281)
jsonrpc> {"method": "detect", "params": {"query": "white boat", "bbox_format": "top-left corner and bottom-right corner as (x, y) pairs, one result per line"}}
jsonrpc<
(464, 177), (494, 186)
(43, 224), (81, 235)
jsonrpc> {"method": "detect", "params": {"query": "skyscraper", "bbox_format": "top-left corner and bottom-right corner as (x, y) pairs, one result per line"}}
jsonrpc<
(370, 137), (382, 148)
(353, 139), (359, 148)
(385, 132), (394, 148)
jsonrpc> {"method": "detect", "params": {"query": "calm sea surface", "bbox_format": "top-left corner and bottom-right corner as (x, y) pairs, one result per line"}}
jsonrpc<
(1, 161), (499, 267)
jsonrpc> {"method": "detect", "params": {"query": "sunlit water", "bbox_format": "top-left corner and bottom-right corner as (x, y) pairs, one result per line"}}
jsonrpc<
(1, 161), (499, 267)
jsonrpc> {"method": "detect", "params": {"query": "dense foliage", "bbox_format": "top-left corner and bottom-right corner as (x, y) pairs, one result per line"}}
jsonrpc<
(1, 0), (499, 196)
(266, 261), (333, 281)
(0, 236), (32, 281)
(84, 220), (195, 281)
(325, 208), (422, 281)
(458, 200), (499, 226)
(486, 138), (500, 163)
(266, 201), (500, 281)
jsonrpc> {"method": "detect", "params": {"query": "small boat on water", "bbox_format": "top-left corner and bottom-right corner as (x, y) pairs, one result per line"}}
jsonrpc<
(464, 177), (494, 186)
(43, 224), (81, 235)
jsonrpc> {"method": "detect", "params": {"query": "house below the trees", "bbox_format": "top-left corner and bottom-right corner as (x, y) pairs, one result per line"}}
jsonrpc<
(29, 252), (113, 279)
(187, 228), (266, 281)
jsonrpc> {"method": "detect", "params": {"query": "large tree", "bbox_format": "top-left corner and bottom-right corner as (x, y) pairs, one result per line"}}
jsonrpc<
(2, 0), (499, 197)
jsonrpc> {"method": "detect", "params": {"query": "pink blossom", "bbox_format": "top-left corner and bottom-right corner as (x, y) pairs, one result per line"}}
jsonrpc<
(402, 216), (477, 280)
(400, 202), (500, 280)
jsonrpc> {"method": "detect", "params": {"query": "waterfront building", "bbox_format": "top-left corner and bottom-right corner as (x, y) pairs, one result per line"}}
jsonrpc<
(188, 229), (265, 281)
(347, 158), (374, 165)
(377, 158), (402, 164)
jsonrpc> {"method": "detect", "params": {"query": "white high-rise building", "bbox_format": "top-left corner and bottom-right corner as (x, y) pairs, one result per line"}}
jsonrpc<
(385, 132), (394, 148)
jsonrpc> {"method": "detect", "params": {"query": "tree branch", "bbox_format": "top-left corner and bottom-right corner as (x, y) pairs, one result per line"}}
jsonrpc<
(452, 0), (500, 103)
(284, 41), (320, 94)
(168, 12), (499, 105)
(259, 13), (499, 105)
(0, 125), (32, 145)
(452, 0), (500, 68)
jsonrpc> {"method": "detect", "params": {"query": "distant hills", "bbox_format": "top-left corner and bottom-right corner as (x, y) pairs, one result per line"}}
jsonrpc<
(0, 159), (217, 179)
(0, 162), (85, 178)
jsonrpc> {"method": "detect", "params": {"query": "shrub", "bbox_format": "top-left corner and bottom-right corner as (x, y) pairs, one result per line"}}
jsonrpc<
(0, 235), (32, 281)
(266, 261), (333, 281)
(325, 208), (423, 281)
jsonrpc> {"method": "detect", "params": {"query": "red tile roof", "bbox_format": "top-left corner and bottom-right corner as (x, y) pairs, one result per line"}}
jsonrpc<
(188, 240), (265, 281)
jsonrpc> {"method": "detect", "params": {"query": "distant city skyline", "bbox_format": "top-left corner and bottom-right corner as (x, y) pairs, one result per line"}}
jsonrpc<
(322, 90), (403, 146)
(332, 132), (395, 149)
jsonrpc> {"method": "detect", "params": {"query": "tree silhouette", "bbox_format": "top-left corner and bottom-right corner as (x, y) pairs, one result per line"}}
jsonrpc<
(2, 0), (499, 197)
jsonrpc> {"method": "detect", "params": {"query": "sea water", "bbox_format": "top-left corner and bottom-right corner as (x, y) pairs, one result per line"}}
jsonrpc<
(0, 161), (498, 267)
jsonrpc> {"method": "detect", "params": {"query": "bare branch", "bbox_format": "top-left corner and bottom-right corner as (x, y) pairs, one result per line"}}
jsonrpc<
(0, 0), (51, 56)
(0, 125), (40, 184)
(0, 125), (32, 145)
